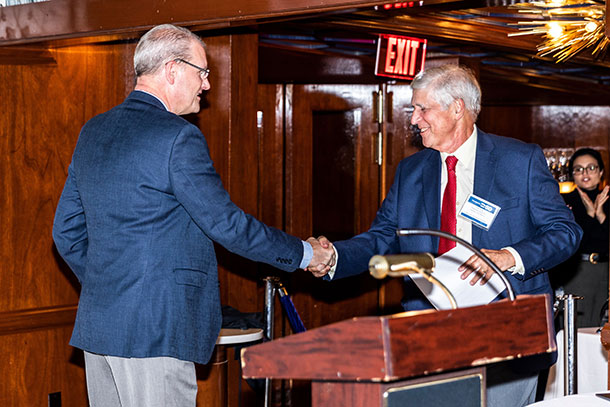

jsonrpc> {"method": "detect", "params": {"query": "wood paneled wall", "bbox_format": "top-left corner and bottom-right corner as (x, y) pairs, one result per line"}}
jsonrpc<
(480, 105), (610, 148)
(0, 41), (134, 405)
(479, 105), (610, 180)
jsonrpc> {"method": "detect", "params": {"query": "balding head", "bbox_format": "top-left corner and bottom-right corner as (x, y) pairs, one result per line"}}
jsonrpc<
(134, 24), (206, 78)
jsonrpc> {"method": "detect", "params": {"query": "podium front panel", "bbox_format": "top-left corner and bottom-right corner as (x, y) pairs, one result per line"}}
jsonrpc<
(384, 370), (484, 407)
(312, 368), (485, 407)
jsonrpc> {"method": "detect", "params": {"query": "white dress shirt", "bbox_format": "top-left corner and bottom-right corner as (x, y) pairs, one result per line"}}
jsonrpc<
(442, 127), (524, 275)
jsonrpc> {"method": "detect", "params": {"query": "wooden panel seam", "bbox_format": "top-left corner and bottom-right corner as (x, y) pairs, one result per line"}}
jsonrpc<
(0, 304), (77, 336)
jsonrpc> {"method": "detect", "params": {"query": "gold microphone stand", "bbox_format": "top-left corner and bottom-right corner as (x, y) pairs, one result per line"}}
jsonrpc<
(368, 254), (458, 309)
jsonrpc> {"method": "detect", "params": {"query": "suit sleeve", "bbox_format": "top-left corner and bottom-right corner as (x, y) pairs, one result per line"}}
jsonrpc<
(52, 163), (88, 282)
(510, 146), (583, 280)
(168, 125), (303, 272)
(330, 162), (404, 280)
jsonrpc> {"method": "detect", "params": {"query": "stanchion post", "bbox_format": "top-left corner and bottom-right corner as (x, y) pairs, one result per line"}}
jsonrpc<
(562, 294), (582, 396)
(263, 277), (279, 407)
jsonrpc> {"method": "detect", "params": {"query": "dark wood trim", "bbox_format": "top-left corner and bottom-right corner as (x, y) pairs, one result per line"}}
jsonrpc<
(0, 0), (390, 45)
(0, 47), (56, 65)
(0, 305), (77, 336)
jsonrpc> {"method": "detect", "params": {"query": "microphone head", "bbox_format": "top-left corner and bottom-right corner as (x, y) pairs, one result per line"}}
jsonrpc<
(369, 255), (389, 279)
(368, 253), (435, 279)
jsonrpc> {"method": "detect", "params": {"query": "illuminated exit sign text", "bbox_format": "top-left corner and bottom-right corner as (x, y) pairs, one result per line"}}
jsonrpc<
(375, 34), (427, 80)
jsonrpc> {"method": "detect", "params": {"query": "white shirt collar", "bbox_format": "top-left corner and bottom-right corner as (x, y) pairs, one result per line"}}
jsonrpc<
(440, 126), (478, 170)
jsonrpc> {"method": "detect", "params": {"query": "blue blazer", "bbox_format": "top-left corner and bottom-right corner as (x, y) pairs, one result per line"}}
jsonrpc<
(53, 91), (303, 364)
(333, 131), (582, 311)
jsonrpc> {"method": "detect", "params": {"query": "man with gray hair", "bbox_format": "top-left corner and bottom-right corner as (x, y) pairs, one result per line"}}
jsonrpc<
(315, 64), (581, 406)
(53, 24), (334, 406)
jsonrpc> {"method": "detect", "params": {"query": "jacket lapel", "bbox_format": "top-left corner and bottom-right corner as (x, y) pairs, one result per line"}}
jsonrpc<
(472, 131), (498, 247)
(423, 151), (442, 233)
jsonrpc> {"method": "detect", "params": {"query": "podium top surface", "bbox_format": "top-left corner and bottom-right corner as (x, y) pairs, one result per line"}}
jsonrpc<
(241, 295), (555, 382)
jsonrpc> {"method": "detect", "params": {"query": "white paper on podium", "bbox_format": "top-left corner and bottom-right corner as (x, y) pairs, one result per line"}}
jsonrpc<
(409, 245), (506, 310)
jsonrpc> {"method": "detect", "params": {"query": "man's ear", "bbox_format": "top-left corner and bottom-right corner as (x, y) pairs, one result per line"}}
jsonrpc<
(164, 60), (177, 85)
(453, 98), (466, 119)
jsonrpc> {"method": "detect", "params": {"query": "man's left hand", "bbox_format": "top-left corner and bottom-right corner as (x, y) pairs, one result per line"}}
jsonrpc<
(458, 248), (515, 285)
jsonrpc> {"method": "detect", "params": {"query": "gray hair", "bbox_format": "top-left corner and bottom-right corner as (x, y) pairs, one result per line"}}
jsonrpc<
(411, 65), (481, 119)
(134, 24), (206, 77)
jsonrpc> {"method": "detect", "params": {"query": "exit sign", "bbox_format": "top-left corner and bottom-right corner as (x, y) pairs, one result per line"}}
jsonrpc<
(375, 34), (427, 80)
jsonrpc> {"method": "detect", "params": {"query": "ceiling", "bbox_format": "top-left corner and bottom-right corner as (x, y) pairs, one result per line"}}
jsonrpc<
(3, 0), (606, 104)
(257, 0), (610, 105)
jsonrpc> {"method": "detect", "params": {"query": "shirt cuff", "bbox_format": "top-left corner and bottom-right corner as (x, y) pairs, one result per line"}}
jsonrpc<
(299, 240), (313, 269)
(502, 246), (525, 275)
(326, 245), (339, 280)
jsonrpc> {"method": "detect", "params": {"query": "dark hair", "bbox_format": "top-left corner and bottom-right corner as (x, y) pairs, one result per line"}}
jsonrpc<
(568, 148), (604, 175)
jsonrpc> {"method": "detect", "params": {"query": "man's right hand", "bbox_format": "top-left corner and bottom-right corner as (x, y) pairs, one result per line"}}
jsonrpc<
(306, 236), (335, 277)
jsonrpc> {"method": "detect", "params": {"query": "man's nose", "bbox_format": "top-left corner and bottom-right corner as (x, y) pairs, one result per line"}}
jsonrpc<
(410, 110), (420, 125)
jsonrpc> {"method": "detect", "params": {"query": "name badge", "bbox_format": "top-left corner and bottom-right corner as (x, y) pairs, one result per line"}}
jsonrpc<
(459, 194), (501, 230)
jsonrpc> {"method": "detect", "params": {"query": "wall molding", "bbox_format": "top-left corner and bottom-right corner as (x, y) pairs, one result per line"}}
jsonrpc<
(0, 304), (77, 336)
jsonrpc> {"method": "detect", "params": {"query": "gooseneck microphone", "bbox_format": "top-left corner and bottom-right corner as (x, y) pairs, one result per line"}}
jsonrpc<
(368, 253), (435, 279)
(369, 252), (457, 309)
(367, 229), (516, 309)
(396, 228), (516, 301)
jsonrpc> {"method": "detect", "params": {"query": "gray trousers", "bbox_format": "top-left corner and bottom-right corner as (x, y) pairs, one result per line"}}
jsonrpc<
(84, 351), (197, 407)
(486, 361), (539, 407)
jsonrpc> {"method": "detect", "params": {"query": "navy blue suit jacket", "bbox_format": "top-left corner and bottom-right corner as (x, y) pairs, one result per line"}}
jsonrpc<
(332, 131), (582, 312)
(53, 91), (303, 364)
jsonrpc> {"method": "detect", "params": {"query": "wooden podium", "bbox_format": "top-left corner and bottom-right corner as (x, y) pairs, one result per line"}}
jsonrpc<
(241, 295), (555, 407)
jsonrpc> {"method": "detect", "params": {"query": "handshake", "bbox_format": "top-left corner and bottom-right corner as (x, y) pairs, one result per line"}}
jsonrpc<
(305, 236), (335, 278)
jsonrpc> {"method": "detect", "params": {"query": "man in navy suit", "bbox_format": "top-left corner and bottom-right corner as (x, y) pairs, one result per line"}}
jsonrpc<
(52, 24), (334, 406)
(314, 65), (582, 406)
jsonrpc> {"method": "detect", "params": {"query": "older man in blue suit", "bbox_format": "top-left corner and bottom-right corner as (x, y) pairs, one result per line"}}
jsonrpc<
(315, 65), (582, 407)
(52, 24), (334, 406)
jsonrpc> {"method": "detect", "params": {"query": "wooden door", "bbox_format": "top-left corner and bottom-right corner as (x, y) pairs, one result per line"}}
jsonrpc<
(262, 83), (419, 328)
(285, 84), (383, 329)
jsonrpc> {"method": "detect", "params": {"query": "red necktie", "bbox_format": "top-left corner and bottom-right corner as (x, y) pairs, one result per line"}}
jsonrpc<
(438, 155), (458, 255)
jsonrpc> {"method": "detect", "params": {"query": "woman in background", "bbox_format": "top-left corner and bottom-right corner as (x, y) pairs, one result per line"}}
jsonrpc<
(553, 148), (609, 328)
